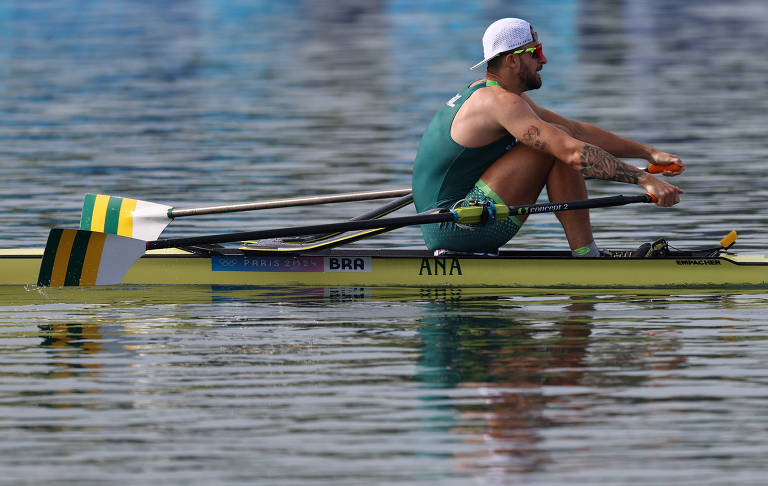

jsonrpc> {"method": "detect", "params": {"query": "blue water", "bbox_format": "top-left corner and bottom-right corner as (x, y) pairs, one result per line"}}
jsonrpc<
(2, 0), (768, 484)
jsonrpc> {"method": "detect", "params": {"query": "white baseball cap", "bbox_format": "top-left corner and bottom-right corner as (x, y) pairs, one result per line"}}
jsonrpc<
(470, 18), (536, 70)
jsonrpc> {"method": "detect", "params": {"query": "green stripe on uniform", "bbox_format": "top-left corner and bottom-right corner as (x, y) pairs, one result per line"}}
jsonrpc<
(63, 230), (94, 286)
(37, 228), (63, 287)
(475, 180), (523, 227)
(104, 196), (124, 235)
(80, 194), (96, 230)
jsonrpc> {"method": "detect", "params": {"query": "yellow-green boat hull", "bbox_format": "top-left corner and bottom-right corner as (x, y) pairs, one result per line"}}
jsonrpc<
(3, 248), (768, 289)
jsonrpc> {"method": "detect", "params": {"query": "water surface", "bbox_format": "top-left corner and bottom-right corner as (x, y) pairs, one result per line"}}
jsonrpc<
(2, 0), (768, 484)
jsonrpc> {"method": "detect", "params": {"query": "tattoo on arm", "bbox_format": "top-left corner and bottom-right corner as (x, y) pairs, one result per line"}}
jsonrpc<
(579, 145), (643, 183)
(522, 125), (547, 151)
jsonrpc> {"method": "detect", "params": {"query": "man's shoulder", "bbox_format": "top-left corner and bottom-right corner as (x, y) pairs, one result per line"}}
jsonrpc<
(467, 85), (527, 112)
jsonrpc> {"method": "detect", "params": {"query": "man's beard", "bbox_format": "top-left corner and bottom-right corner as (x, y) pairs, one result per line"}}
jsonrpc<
(519, 63), (542, 91)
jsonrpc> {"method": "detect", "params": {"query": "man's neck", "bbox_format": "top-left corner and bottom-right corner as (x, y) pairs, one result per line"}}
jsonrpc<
(485, 73), (524, 94)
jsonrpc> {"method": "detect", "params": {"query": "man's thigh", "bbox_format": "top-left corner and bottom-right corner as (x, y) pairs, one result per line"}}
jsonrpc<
(479, 144), (555, 205)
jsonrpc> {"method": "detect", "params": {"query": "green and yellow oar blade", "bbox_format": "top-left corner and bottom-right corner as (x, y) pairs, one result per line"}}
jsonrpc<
(37, 229), (147, 287)
(79, 189), (412, 240)
(80, 194), (173, 240)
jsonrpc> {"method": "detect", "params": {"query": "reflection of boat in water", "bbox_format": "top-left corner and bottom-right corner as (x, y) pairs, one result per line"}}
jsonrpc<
(4, 281), (766, 308)
(415, 292), (690, 474)
(416, 297), (597, 473)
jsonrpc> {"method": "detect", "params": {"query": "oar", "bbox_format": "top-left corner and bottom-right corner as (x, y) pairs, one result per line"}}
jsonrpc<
(148, 193), (657, 249)
(278, 192), (414, 244)
(242, 193), (415, 252)
(79, 163), (680, 241)
(39, 193), (655, 287)
(80, 188), (412, 240)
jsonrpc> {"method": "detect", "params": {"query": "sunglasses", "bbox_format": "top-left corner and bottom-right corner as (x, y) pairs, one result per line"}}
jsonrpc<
(512, 44), (544, 60)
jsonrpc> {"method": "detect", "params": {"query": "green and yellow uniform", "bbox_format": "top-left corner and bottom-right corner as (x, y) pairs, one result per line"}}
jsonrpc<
(412, 81), (523, 253)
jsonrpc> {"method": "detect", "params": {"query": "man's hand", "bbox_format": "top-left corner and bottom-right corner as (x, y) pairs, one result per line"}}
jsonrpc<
(638, 173), (684, 207)
(648, 149), (685, 176)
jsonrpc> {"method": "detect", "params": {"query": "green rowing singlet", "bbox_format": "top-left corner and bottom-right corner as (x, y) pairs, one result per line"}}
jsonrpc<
(412, 81), (517, 212)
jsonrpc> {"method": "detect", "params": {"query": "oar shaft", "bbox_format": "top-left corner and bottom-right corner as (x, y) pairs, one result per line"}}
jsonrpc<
(169, 188), (412, 218)
(147, 193), (653, 250)
(281, 193), (415, 244)
(147, 211), (453, 250)
(512, 194), (652, 215)
(349, 194), (414, 221)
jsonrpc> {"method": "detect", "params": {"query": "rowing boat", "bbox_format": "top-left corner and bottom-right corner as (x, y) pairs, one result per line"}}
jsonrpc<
(4, 245), (768, 289)
(10, 182), (763, 290)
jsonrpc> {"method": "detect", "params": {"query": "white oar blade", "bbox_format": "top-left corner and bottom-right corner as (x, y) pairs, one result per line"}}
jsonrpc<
(80, 193), (172, 240)
(37, 229), (146, 287)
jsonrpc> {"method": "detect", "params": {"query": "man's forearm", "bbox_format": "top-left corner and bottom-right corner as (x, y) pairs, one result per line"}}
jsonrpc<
(579, 145), (645, 183)
(573, 121), (652, 159)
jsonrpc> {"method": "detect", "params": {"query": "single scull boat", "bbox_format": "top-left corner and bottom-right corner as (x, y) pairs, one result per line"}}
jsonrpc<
(3, 242), (767, 289)
(8, 177), (761, 290)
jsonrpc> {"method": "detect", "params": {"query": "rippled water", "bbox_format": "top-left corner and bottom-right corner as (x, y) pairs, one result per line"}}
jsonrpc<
(2, 0), (768, 484)
(4, 286), (768, 484)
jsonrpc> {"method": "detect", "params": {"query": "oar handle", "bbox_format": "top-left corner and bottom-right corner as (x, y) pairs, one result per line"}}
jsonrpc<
(647, 163), (683, 175)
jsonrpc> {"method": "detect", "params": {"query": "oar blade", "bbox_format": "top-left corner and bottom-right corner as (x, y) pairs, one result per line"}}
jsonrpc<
(80, 193), (172, 240)
(37, 229), (146, 287)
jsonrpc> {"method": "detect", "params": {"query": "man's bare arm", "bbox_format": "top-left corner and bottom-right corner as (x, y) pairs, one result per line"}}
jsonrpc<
(488, 93), (682, 205)
(518, 123), (642, 182)
(522, 94), (684, 172)
(523, 94), (645, 155)
(511, 121), (683, 206)
(577, 144), (683, 206)
(579, 144), (644, 183)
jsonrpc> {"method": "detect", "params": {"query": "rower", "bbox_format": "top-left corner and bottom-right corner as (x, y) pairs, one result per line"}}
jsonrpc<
(412, 17), (685, 257)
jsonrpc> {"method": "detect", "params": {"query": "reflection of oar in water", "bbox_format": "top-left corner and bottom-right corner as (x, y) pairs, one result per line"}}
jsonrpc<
(39, 193), (657, 287)
(79, 188), (412, 240)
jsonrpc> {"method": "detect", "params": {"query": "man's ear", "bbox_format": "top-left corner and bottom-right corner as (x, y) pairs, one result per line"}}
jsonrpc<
(502, 53), (518, 69)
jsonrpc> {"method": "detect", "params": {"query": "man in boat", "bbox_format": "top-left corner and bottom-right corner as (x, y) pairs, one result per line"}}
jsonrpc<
(411, 18), (684, 257)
